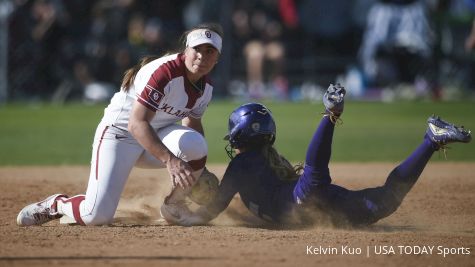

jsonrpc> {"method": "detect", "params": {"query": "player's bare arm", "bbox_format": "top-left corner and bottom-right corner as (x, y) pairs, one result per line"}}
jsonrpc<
(182, 116), (204, 136)
(129, 101), (195, 188)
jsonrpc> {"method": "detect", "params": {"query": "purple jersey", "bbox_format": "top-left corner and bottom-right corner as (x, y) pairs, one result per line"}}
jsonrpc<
(206, 150), (297, 222)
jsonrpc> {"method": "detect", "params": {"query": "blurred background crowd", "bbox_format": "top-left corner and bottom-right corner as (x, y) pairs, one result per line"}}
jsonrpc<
(1, 0), (475, 103)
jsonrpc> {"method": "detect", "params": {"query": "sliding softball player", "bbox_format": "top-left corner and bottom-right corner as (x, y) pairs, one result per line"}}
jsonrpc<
(162, 84), (472, 226)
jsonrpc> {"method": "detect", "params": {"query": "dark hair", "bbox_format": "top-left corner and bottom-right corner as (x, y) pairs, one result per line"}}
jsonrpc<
(261, 145), (303, 181)
(121, 56), (160, 90)
(121, 22), (223, 92)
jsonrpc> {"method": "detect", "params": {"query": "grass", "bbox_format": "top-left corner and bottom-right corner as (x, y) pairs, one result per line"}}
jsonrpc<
(0, 100), (474, 165)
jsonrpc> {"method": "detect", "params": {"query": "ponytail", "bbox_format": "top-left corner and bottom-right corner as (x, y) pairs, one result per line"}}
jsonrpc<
(262, 145), (303, 181)
(121, 56), (160, 91)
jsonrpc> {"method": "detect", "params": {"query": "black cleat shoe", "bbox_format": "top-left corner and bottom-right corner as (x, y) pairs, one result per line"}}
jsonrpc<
(426, 116), (471, 149)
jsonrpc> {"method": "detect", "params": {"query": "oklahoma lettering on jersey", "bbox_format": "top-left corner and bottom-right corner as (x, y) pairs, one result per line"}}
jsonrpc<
(101, 53), (213, 130)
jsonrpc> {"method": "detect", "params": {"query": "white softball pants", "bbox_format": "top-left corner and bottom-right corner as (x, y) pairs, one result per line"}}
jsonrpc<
(57, 122), (207, 225)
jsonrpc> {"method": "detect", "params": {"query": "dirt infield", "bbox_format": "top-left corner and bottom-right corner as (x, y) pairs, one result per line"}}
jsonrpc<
(1, 163), (474, 267)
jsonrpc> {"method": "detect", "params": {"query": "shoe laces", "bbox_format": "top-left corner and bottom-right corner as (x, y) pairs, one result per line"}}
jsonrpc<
(32, 207), (56, 224)
(437, 145), (450, 160)
(322, 111), (343, 125)
(430, 134), (450, 160)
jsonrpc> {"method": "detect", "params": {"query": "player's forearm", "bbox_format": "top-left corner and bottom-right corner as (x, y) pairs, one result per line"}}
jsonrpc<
(182, 117), (204, 136)
(128, 120), (173, 163)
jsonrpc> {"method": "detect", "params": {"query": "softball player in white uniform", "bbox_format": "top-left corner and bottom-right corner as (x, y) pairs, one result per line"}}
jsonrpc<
(16, 23), (224, 226)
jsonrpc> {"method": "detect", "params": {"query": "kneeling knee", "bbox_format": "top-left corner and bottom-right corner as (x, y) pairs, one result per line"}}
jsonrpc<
(178, 131), (208, 164)
(83, 212), (114, 226)
(159, 125), (208, 169)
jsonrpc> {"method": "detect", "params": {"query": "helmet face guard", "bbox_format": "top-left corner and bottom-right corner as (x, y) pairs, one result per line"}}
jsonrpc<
(224, 103), (276, 156)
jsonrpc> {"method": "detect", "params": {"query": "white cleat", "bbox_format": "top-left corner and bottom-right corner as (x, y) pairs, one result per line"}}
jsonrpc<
(16, 194), (66, 226)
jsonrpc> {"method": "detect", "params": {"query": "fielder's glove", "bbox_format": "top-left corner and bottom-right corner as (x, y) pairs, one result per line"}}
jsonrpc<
(188, 167), (219, 205)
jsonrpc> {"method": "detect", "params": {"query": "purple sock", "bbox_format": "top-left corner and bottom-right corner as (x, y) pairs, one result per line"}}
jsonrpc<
(294, 117), (335, 201)
(385, 137), (436, 195)
(305, 116), (335, 170)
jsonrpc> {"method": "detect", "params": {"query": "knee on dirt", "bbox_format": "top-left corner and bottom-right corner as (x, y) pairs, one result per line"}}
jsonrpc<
(82, 209), (115, 226)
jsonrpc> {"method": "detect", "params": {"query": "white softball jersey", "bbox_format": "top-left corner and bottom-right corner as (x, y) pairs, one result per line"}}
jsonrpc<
(102, 53), (213, 130)
(56, 53), (212, 225)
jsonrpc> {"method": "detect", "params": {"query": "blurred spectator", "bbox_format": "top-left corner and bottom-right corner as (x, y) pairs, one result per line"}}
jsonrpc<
(133, 0), (187, 49)
(464, 0), (475, 51)
(358, 0), (437, 97)
(128, 16), (166, 57)
(232, 0), (288, 100)
(8, 0), (70, 100)
(463, 0), (475, 91)
(183, 0), (222, 29)
(279, 0), (364, 97)
(465, 18), (475, 51)
(6, 0), (188, 102)
(297, 0), (356, 54)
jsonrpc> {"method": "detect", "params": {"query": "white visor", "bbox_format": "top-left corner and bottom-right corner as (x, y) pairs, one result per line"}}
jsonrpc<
(186, 29), (222, 53)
